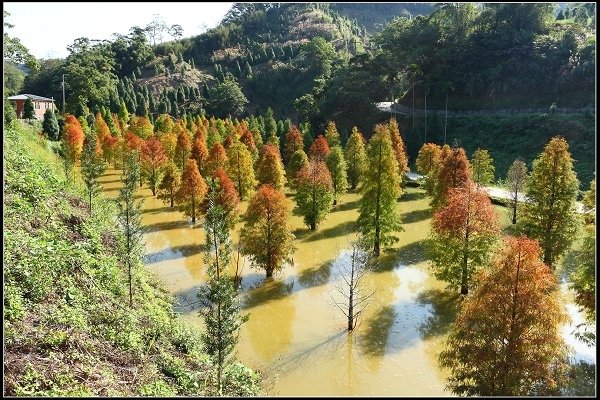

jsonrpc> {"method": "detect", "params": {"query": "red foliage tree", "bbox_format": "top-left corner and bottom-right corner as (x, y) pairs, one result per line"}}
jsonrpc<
(283, 125), (304, 165)
(200, 168), (239, 230)
(309, 135), (330, 162)
(141, 137), (168, 196)
(430, 181), (500, 294)
(239, 127), (258, 157)
(431, 146), (472, 209)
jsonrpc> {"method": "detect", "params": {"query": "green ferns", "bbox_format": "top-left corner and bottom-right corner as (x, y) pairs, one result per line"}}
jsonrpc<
(3, 123), (260, 396)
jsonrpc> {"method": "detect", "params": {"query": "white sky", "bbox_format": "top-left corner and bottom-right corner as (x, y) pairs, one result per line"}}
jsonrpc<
(3, 2), (234, 59)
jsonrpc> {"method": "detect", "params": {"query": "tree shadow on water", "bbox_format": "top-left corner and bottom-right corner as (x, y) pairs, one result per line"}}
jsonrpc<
(143, 219), (190, 233)
(371, 240), (429, 274)
(402, 208), (432, 224)
(143, 244), (199, 265)
(416, 288), (461, 339)
(243, 278), (294, 309)
(142, 205), (175, 215)
(358, 305), (396, 357)
(294, 221), (356, 242)
(401, 191), (427, 202)
(297, 259), (333, 289)
(333, 198), (361, 212)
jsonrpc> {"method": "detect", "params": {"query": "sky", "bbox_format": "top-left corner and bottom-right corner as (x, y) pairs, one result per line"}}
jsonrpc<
(4, 2), (234, 59)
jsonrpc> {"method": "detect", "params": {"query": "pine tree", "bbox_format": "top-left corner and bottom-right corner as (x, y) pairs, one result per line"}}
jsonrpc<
(519, 136), (580, 268)
(117, 150), (144, 307)
(81, 134), (106, 215)
(471, 148), (495, 185)
(326, 146), (349, 205)
(241, 185), (296, 278)
(23, 98), (34, 119)
(175, 159), (207, 223)
(264, 107), (277, 138)
(429, 181), (500, 295)
(256, 144), (286, 190)
(197, 178), (247, 395)
(344, 127), (367, 190)
(295, 160), (334, 230)
(42, 108), (60, 140)
(226, 141), (257, 200)
(358, 124), (402, 256)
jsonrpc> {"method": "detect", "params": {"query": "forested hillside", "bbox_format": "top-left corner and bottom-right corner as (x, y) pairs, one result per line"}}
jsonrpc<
(6, 3), (596, 184)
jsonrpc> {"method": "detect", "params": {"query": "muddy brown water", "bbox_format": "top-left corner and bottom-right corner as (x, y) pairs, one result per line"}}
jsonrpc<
(99, 168), (594, 396)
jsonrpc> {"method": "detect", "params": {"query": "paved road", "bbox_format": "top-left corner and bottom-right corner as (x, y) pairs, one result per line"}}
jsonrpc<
(405, 172), (587, 214)
(376, 102), (595, 117)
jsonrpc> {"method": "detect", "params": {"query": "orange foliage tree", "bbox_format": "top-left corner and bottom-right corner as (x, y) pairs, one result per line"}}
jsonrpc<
(141, 137), (168, 196)
(429, 181), (500, 295)
(431, 146), (471, 209)
(62, 114), (85, 166)
(174, 128), (192, 172)
(283, 125), (304, 165)
(256, 144), (286, 190)
(200, 168), (239, 230)
(190, 134), (209, 175)
(175, 159), (207, 223)
(239, 127), (258, 159)
(387, 118), (409, 177)
(241, 184), (296, 278)
(309, 135), (330, 162)
(206, 142), (229, 177)
(439, 236), (568, 396)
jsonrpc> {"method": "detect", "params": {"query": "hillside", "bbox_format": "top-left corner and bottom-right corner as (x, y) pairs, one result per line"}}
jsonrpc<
(332, 3), (435, 32)
(3, 122), (259, 396)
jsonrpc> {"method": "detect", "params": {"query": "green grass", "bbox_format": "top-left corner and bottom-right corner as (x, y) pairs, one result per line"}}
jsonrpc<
(3, 122), (260, 396)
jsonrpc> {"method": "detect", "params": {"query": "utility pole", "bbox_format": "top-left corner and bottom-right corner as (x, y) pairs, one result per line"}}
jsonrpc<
(62, 74), (65, 114)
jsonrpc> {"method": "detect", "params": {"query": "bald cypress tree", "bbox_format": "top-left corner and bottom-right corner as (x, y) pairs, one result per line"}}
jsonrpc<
(358, 124), (402, 256)
(519, 136), (580, 268)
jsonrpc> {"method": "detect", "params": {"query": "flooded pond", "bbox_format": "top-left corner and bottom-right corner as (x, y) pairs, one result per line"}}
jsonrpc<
(99, 168), (594, 396)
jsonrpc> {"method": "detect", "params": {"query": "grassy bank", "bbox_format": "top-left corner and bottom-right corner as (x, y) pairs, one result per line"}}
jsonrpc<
(395, 113), (596, 190)
(3, 123), (259, 396)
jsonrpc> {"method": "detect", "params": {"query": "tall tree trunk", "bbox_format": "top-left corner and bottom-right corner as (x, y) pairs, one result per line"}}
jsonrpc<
(191, 195), (196, 223)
